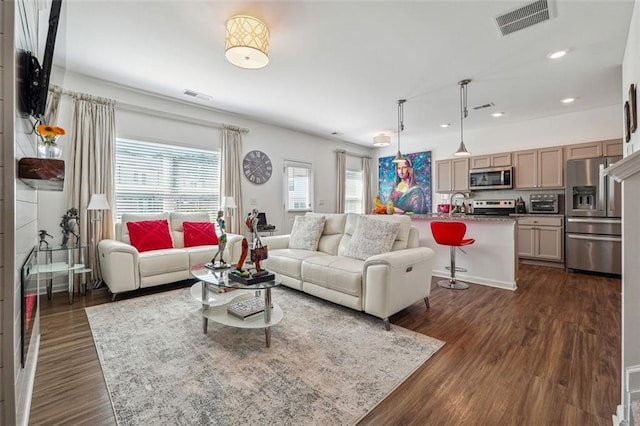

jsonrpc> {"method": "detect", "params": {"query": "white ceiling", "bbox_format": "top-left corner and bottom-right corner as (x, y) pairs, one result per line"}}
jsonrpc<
(53, 0), (634, 148)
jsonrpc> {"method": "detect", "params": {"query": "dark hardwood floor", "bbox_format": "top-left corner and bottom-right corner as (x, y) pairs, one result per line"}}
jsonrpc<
(29, 264), (621, 425)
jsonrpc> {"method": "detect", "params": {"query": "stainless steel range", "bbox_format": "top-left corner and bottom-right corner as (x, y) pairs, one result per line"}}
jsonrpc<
(472, 199), (516, 215)
(565, 156), (621, 275)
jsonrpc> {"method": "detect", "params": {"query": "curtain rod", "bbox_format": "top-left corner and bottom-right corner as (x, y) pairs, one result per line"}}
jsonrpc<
(335, 149), (371, 159)
(49, 85), (114, 105)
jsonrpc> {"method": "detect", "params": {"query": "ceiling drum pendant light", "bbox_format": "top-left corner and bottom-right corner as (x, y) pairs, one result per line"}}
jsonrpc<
(373, 134), (391, 147)
(392, 99), (407, 163)
(225, 15), (270, 69)
(453, 79), (472, 157)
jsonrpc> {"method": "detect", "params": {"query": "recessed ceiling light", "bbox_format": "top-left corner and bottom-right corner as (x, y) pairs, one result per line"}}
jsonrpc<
(491, 112), (504, 117)
(548, 49), (569, 59)
(440, 123), (450, 128)
(561, 97), (576, 104)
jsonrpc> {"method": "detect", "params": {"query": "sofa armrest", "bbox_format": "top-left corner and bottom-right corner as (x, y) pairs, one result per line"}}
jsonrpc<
(362, 247), (435, 320)
(260, 234), (291, 250)
(97, 239), (140, 294)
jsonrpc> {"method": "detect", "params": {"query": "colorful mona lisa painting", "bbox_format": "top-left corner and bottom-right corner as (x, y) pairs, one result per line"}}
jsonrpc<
(378, 151), (432, 214)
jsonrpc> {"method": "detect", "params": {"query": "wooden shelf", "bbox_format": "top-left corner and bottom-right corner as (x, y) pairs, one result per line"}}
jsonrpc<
(18, 158), (64, 191)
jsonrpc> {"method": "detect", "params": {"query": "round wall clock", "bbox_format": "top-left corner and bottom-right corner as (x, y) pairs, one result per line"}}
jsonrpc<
(243, 150), (273, 184)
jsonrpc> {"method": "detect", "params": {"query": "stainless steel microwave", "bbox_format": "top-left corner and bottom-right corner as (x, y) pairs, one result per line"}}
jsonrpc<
(469, 166), (513, 190)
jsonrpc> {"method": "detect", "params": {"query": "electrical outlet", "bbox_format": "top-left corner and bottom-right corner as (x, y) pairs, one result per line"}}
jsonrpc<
(250, 198), (257, 205)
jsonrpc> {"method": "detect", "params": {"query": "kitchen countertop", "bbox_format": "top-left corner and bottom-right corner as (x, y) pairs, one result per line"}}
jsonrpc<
(411, 213), (516, 222)
(410, 213), (564, 221)
(509, 213), (564, 218)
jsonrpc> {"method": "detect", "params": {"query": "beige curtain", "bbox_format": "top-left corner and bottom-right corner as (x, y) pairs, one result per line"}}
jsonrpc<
(68, 92), (116, 282)
(221, 127), (244, 234)
(44, 85), (62, 125)
(336, 150), (346, 213)
(363, 156), (372, 214)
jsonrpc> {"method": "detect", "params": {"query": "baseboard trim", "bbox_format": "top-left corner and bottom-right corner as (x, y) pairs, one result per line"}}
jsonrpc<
(432, 270), (517, 291)
(519, 258), (565, 269)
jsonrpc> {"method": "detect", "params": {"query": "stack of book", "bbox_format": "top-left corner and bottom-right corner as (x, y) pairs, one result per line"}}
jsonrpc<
(210, 286), (236, 294)
(227, 297), (268, 320)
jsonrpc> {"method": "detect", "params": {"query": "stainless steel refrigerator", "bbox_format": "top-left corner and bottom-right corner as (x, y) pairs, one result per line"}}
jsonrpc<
(565, 156), (622, 275)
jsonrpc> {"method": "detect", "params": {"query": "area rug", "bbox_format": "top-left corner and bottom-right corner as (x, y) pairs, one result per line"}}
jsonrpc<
(86, 286), (444, 425)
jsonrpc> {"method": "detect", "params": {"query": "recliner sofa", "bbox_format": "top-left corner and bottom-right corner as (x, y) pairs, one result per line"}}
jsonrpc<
(98, 212), (243, 299)
(261, 212), (435, 329)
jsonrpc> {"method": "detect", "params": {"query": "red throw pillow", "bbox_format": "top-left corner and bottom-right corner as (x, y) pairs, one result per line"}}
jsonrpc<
(126, 220), (173, 252)
(183, 221), (219, 247)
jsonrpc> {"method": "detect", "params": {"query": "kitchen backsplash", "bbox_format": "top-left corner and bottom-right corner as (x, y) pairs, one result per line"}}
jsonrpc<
(436, 188), (565, 214)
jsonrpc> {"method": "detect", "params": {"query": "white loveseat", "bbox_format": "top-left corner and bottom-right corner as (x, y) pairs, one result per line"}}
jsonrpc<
(98, 212), (243, 299)
(261, 213), (435, 330)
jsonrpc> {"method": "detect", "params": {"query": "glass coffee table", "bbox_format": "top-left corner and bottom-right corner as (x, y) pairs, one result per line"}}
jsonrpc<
(190, 263), (283, 347)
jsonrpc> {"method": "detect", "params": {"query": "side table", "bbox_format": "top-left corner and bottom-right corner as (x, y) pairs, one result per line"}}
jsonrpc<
(35, 244), (91, 304)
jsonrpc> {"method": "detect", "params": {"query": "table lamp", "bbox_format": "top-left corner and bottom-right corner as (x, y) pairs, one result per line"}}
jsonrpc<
(220, 196), (237, 233)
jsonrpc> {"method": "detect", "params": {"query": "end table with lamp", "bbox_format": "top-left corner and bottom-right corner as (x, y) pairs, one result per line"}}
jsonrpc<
(87, 193), (111, 289)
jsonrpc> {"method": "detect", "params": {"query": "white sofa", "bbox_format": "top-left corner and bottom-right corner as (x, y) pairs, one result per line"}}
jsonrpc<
(98, 212), (243, 299)
(261, 213), (435, 330)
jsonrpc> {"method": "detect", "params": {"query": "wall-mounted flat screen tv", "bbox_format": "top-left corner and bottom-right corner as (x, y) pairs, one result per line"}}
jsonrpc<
(18, 0), (62, 121)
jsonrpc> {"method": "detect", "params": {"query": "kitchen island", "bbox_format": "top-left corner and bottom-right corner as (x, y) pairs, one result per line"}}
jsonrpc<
(411, 214), (518, 290)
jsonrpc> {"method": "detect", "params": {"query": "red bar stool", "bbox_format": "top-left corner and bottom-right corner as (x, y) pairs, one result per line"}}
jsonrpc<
(430, 221), (475, 290)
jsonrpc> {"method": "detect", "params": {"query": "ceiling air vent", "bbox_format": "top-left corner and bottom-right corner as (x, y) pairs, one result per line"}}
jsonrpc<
(495, 0), (553, 36)
(473, 102), (495, 111)
(183, 89), (212, 101)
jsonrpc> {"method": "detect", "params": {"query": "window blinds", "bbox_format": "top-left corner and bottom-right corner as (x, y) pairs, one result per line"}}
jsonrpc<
(115, 138), (221, 220)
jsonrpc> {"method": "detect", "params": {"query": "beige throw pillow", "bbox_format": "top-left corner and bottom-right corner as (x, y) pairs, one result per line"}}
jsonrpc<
(289, 216), (326, 251)
(343, 215), (401, 260)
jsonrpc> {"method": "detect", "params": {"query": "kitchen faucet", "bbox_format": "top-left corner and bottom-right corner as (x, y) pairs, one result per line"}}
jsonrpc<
(450, 192), (467, 215)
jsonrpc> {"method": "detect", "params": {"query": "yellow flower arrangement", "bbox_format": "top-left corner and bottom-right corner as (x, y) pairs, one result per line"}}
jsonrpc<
(36, 124), (65, 145)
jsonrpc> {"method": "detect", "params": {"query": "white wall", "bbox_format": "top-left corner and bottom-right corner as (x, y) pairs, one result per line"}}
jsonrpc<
(39, 69), (374, 248)
(621, 0), (640, 422)
(45, 69), (625, 249)
(3, 1), (43, 425)
(0, 1), (10, 421)
(623, 0), (640, 157)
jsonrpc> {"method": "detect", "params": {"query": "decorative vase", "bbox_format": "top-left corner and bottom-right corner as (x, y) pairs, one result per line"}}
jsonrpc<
(37, 142), (62, 159)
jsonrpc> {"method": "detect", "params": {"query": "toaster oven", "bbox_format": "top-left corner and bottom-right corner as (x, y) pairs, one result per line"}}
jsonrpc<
(529, 194), (559, 214)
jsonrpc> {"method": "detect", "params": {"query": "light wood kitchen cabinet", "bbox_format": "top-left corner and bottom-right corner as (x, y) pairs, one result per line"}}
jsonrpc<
(469, 153), (512, 169)
(513, 147), (563, 189)
(565, 142), (602, 160)
(602, 139), (623, 156)
(565, 139), (623, 160)
(517, 217), (563, 262)
(435, 158), (469, 192)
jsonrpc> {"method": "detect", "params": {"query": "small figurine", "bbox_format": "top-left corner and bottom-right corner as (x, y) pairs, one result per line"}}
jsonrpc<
(38, 230), (53, 249)
(235, 208), (268, 276)
(386, 201), (396, 215)
(210, 210), (228, 268)
(60, 207), (80, 247)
